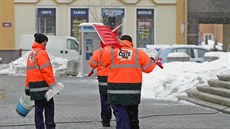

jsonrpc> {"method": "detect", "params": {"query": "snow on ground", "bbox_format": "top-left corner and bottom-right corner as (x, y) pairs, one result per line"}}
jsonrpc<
(142, 52), (230, 100)
(0, 52), (69, 76)
(0, 51), (229, 101)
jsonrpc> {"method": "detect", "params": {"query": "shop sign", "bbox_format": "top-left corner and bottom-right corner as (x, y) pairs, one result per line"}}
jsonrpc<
(2, 22), (12, 27)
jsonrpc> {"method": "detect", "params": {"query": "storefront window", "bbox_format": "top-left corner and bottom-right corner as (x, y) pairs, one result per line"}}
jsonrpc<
(37, 8), (56, 35)
(102, 8), (124, 37)
(70, 8), (89, 39)
(136, 9), (154, 48)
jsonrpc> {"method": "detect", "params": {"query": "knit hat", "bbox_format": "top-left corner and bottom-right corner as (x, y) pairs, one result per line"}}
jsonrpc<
(34, 33), (48, 43)
(120, 35), (132, 42)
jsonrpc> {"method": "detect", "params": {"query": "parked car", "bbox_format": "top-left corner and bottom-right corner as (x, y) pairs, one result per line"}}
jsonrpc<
(145, 45), (210, 63)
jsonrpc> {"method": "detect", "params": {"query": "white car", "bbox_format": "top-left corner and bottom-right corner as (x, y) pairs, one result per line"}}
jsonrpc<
(145, 45), (210, 63)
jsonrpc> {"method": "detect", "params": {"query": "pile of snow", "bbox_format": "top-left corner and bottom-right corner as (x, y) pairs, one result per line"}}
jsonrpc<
(142, 52), (230, 100)
(204, 51), (224, 58)
(167, 52), (189, 57)
(0, 52), (69, 76)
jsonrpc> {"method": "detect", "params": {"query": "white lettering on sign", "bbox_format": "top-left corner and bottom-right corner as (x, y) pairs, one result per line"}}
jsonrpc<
(73, 10), (86, 15)
(138, 10), (152, 15)
(103, 9), (123, 16)
(118, 49), (132, 60)
(138, 22), (151, 26)
(41, 11), (52, 14)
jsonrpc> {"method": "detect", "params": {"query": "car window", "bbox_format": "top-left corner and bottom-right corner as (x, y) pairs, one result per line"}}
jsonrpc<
(67, 39), (79, 52)
(193, 48), (207, 58)
(144, 47), (162, 59)
(158, 48), (172, 63)
(172, 48), (191, 57)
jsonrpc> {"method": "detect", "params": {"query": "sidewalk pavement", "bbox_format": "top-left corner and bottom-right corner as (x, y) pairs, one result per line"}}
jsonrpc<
(0, 75), (229, 129)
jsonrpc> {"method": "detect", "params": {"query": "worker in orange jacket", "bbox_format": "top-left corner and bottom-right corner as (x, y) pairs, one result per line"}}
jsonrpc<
(25, 33), (56, 129)
(100, 35), (156, 129)
(88, 42), (112, 127)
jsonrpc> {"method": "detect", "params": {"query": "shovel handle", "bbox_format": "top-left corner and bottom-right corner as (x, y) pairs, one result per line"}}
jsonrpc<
(88, 69), (94, 77)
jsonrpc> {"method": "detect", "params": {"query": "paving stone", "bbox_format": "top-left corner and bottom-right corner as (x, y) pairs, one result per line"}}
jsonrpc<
(0, 75), (229, 129)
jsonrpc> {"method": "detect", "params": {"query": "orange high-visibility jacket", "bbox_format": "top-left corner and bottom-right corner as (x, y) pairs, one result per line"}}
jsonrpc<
(25, 42), (56, 100)
(88, 47), (110, 77)
(88, 46), (111, 94)
(100, 40), (156, 105)
(101, 40), (155, 83)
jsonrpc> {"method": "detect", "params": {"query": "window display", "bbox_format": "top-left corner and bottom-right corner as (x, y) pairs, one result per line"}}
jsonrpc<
(136, 9), (154, 47)
(71, 8), (89, 39)
(102, 8), (124, 37)
(37, 8), (56, 35)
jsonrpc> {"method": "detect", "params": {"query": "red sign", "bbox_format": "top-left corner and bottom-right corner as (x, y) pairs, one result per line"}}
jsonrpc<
(93, 24), (121, 49)
(2, 22), (12, 27)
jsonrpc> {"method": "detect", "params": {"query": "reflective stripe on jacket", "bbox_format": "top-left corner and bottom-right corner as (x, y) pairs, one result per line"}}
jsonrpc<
(98, 76), (108, 94)
(88, 47), (110, 76)
(88, 47), (111, 94)
(25, 42), (56, 100)
(100, 40), (156, 105)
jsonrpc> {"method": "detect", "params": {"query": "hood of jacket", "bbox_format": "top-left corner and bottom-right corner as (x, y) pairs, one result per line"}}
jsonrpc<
(32, 42), (46, 50)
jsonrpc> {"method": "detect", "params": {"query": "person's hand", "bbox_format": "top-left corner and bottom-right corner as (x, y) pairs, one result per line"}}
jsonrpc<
(150, 57), (155, 62)
(25, 89), (30, 96)
(150, 57), (163, 69)
(156, 61), (163, 69)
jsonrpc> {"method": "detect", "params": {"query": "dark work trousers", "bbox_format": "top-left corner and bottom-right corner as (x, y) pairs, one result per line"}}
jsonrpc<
(35, 98), (55, 129)
(100, 94), (112, 123)
(127, 105), (139, 129)
(112, 104), (139, 129)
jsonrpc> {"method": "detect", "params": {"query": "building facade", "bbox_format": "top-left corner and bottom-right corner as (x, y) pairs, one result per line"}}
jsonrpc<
(187, 0), (230, 51)
(13, 0), (177, 49)
(2, 0), (230, 62)
(0, 0), (15, 50)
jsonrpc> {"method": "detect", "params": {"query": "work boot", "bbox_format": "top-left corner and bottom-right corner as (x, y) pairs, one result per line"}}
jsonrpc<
(102, 121), (110, 127)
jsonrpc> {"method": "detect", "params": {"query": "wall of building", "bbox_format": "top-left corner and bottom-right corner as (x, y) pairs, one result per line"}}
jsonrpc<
(213, 24), (223, 43)
(176, 0), (187, 44)
(156, 5), (176, 44)
(0, 0), (15, 50)
(14, 0), (177, 48)
(223, 24), (230, 51)
(200, 24), (223, 43)
(188, 0), (230, 48)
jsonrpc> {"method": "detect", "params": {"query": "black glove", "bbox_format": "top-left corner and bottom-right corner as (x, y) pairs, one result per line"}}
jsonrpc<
(150, 57), (155, 62)
(25, 89), (30, 96)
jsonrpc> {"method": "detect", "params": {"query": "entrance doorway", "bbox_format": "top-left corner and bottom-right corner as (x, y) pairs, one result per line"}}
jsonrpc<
(198, 23), (230, 51)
